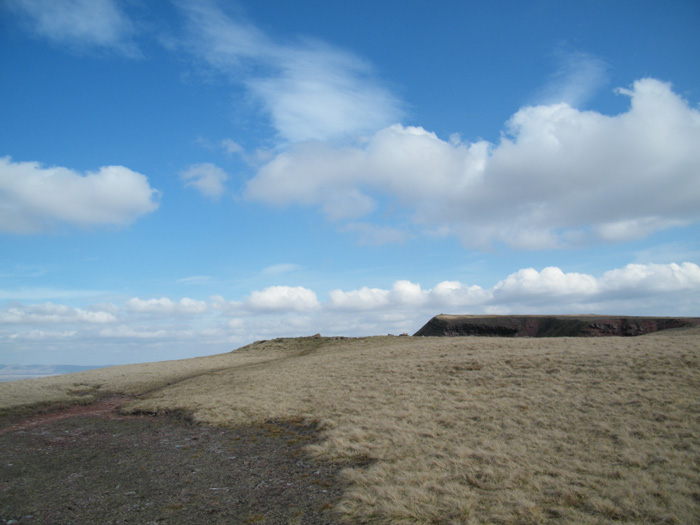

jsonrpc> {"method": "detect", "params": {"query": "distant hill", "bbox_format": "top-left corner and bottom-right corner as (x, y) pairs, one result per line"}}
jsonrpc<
(414, 314), (700, 337)
(0, 364), (109, 382)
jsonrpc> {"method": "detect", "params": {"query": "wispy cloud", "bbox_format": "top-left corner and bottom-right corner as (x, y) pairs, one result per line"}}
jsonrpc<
(177, 0), (403, 143)
(181, 163), (229, 200)
(6, 0), (140, 57)
(245, 79), (700, 249)
(340, 222), (412, 246)
(0, 157), (160, 233)
(536, 50), (609, 108)
(0, 287), (107, 301)
(261, 263), (303, 276)
(177, 275), (214, 285)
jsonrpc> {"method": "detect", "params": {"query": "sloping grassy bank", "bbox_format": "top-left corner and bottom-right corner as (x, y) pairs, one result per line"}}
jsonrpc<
(2, 329), (699, 523)
(0, 339), (311, 418)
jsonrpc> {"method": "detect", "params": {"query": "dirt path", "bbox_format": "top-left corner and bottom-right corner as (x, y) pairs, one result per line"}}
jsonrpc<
(0, 398), (351, 524)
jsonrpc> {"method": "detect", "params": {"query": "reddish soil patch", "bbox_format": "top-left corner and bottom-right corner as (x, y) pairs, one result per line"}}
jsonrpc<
(0, 396), (137, 436)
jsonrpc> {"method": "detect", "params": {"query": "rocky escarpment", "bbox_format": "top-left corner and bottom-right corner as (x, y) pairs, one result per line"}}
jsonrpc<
(413, 314), (700, 337)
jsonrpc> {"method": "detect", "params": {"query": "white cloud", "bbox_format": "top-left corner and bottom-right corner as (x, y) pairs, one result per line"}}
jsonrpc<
(493, 267), (600, 299)
(7, 0), (139, 56)
(329, 262), (700, 315)
(429, 281), (491, 308)
(221, 139), (244, 155)
(389, 280), (427, 306)
(3, 262), (699, 365)
(179, 1), (402, 143)
(181, 163), (228, 200)
(126, 297), (207, 315)
(245, 286), (319, 312)
(599, 262), (700, 294)
(536, 51), (609, 107)
(261, 263), (303, 276)
(0, 157), (160, 233)
(8, 330), (77, 341)
(594, 217), (687, 242)
(340, 222), (411, 245)
(227, 318), (245, 330)
(0, 302), (116, 324)
(99, 325), (167, 339)
(329, 286), (390, 310)
(209, 294), (239, 312)
(331, 279), (489, 311)
(177, 275), (213, 285)
(245, 79), (700, 249)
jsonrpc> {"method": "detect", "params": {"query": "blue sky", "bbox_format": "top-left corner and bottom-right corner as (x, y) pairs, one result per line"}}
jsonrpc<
(1, 0), (699, 366)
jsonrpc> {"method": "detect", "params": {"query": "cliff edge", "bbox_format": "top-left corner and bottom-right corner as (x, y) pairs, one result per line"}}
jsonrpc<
(413, 314), (700, 337)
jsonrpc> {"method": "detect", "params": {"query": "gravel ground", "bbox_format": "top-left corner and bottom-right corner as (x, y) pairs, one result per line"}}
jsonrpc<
(0, 398), (354, 524)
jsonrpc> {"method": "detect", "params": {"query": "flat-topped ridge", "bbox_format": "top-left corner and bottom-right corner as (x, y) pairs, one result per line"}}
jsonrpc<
(414, 314), (700, 337)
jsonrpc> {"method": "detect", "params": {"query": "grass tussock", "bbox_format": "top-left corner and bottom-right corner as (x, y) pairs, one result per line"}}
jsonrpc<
(2, 330), (700, 523)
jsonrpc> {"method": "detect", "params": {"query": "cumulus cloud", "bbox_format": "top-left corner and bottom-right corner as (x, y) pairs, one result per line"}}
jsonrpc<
(245, 79), (700, 249)
(329, 262), (700, 314)
(209, 294), (241, 313)
(126, 297), (207, 315)
(429, 281), (492, 308)
(331, 279), (490, 311)
(181, 163), (229, 200)
(6, 0), (139, 56)
(329, 286), (390, 311)
(178, 1), (402, 143)
(492, 267), (600, 299)
(244, 286), (319, 312)
(3, 262), (699, 364)
(599, 262), (700, 295)
(0, 157), (160, 233)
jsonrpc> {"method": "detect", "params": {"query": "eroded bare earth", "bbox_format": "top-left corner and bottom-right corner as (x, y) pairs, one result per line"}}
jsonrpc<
(0, 398), (350, 524)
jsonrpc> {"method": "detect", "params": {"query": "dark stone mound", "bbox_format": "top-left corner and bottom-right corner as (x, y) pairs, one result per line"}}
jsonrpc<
(413, 314), (700, 338)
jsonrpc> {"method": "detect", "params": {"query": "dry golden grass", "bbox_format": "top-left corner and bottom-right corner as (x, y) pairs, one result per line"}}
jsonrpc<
(0, 342), (299, 415)
(3, 328), (700, 523)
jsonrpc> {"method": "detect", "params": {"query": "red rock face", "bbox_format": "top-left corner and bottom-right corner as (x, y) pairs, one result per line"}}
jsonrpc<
(413, 315), (700, 337)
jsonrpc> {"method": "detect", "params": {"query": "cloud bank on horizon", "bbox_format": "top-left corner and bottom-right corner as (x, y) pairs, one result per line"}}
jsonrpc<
(1, 0), (699, 365)
(2, 262), (699, 365)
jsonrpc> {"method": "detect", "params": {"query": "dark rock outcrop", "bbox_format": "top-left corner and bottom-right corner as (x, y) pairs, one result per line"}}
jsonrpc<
(413, 314), (700, 338)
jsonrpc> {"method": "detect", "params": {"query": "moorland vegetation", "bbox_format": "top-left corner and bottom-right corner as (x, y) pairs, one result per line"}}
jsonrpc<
(2, 328), (699, 523)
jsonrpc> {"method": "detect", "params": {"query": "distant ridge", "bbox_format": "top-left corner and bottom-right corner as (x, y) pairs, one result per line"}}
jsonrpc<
(414, 314), (700, 337)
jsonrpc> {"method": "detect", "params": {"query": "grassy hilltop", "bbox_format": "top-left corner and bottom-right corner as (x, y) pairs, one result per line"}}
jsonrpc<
(2, 328), (700, 523)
